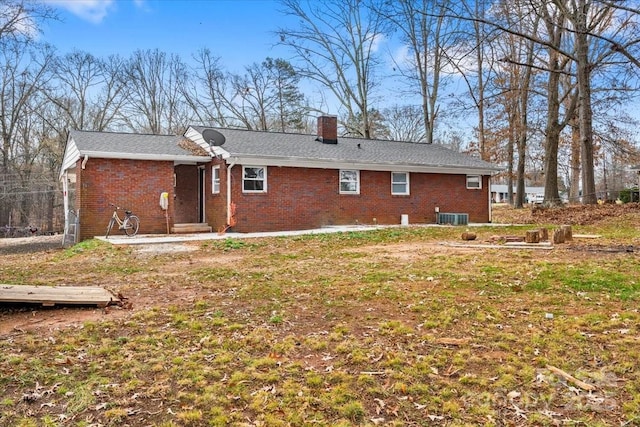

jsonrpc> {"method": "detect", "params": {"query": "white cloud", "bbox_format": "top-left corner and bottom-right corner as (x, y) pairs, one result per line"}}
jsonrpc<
(45, 0), (115, 24)
(390, 45), (411, 70)
(370, 32), (385, 53)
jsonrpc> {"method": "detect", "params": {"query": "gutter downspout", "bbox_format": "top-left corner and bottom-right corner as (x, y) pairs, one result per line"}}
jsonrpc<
(62, 170), (69, 244)
(226, 160), (236, 225)
(488, 175), (492, 223)
(81, 155), (89, 169)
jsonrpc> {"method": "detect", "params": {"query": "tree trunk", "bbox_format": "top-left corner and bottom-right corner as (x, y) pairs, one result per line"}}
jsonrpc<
(570, 118), (581, 203)
(541, 7), (564, 207)
(507, 110), (515, 205)
(575, 1), (597, 204)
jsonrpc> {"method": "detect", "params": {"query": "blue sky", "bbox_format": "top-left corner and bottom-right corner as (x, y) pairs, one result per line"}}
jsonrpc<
(42, 0), (293, 71)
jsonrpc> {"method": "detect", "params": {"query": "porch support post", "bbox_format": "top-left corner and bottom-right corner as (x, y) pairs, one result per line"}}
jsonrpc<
(488, 175), (492, 223)
(63, 171), (69, 230)
(226, 162), (236, 225)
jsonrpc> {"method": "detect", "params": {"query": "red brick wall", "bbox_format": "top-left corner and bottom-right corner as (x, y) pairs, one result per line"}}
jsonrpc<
(223, 165), (490, 233)
(78, 158), (174, 240)
(204, 160), (229, 232)
(78, 158), (490, 239)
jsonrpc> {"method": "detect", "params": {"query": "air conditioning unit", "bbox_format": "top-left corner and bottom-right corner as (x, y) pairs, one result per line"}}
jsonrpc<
(438, 213), (469, 225)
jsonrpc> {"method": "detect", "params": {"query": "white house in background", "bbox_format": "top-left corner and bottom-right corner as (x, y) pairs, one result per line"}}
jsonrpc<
(490, 184), (546, 204)
(631, 165), (640, 187)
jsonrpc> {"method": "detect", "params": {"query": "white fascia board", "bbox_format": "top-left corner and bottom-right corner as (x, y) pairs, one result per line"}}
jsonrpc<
(184, 126), (230, 159)
(79, 151), (212, 163)
(59, 136), (80, 179)
(227, 156), (502, 175)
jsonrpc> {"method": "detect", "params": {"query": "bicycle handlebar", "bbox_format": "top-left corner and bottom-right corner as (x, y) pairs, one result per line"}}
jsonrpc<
(110, 203), (130, 211)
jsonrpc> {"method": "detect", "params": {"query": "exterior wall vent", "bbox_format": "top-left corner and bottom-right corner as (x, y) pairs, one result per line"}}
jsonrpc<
(438, 213), (469, 225)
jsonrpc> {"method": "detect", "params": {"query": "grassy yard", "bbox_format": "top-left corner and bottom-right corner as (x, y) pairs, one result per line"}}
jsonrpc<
(1, 206), (640, 426)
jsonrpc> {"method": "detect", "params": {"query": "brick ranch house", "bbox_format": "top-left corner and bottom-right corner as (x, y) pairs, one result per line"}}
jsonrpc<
(60, 116), (502, 242)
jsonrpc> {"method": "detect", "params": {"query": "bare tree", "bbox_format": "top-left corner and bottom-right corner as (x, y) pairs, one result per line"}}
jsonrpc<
(380, 105), (425, 142)
(184, 49), (234, 127)
(537, 2), (579, 206)
(454, 0), (499, 160)
(553, 0), (640, 203)
(489, 0), (541, 207)
(48, 50), (128, 132)
(122, 49), (192, 134)
(0, 40), (55, 224)
(277, 0), (388, 138)
(0, 0), (57, 43)
(92, 54), (129, 131)
(232, 62), (276, 131)
(229, 58), (307, 132)
(380, 0), (461, 144)
(438, 0), (640, 205)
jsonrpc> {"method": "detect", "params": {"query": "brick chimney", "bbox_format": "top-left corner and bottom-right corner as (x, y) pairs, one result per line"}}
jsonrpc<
(317, 115), (338, 144)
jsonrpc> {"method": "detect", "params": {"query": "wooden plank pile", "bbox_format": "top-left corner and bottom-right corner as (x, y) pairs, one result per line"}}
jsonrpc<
(0, 285), (121, 307)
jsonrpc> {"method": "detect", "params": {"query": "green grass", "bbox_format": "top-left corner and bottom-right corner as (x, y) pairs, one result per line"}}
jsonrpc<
(1, 222), (639, 425)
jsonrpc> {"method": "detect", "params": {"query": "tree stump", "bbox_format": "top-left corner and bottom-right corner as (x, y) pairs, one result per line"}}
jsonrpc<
(552, 228), (565, 244)
(525, 230), (540, 243)
(539, 228), (549, 241)
(461, 232), (477, 241)
(561, 225), (573, 241)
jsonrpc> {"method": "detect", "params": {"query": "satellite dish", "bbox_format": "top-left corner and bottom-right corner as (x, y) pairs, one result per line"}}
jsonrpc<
(202, 128), (226, 146)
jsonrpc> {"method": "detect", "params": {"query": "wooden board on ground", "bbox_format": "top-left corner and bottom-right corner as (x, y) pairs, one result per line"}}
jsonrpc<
(443, 242), (554, 250)
(0, 284), (120, 307)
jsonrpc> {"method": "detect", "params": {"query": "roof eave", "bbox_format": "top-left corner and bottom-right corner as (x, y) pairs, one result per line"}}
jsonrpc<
(226, 155), (503, 175)
(80, 151), (212, 163)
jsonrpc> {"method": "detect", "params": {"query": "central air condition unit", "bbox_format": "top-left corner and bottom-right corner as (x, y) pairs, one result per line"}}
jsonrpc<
(438, 213), (469, 225)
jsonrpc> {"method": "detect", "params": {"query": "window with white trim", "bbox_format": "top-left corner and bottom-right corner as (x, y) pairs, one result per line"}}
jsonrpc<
(466, 175), (481, 189)
(243, 166), (267, 192)
(391, 172), (409, 195)
(339, 169), (360, 194)
(212, 166), (220, 194)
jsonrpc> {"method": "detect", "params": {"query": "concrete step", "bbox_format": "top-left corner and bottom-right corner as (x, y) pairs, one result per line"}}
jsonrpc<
(171, 223), (213, 234)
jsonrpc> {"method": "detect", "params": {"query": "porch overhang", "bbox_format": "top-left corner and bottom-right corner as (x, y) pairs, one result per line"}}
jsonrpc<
(60, 152), (212, 182)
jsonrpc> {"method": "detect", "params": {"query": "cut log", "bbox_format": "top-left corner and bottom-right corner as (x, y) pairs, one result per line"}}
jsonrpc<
(552, 228), (565, 244)
(525, 230), (540, 244)
(461, 232), (477, 241)
(561, 225), (573, 241)
(539, 228), (549, 241)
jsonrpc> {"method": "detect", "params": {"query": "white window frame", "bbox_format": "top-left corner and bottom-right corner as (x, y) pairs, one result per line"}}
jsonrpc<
(243, 166), (267, 193)
(339, 169), (360, 194)
(212, 165), (220, 194)
(391, 172), (410, 195)
(466, 175), (482, 189)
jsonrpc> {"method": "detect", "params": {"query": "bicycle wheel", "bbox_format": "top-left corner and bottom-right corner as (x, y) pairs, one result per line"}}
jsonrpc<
(106, 218), (115, 238)
(123, 215), (140, 236)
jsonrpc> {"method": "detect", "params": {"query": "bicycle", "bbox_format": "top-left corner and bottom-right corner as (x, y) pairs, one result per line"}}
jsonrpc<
(105, 204), (140, 238)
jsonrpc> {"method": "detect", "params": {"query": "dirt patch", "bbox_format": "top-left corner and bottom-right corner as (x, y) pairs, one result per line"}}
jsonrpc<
(0, 235), (63, 255)
(0, 304), (125, 335)
(134, 242), (200, 255)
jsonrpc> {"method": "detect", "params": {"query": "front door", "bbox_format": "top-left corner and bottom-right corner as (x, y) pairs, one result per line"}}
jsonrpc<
(174, 164), (199, 223)
(198, 166), (206, 223)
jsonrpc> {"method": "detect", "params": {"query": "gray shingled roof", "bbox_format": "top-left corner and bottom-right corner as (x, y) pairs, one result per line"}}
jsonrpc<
(191, 126), (500, 171)
(69, 130), (194, 157)
(65, 127), (501, 173)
